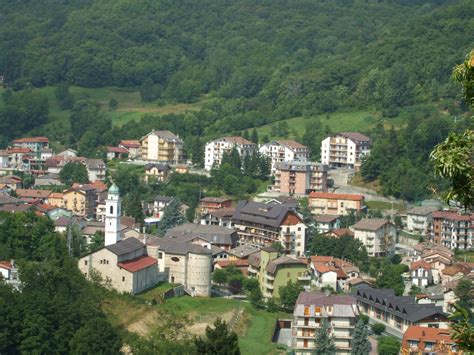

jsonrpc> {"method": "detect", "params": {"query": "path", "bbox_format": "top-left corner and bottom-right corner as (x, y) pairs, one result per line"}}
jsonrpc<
(369, 336), (378, 355)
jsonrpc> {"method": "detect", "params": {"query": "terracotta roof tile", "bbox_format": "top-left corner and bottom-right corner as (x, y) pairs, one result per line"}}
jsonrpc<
(118, 255), (157, 273)
(309, 192), (364, 201)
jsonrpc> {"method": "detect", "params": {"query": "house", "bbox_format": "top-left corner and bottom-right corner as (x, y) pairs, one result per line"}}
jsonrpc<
(258, 140), (310, 174)
(78, 184), (159, 295)
(165, 223), (239, 250)
(144, 163), (170, 182)
(175, 164), (189, 174)
(145, 236), (212, 297)
(0, 150), (9, 168)
(106, 146), (129, 160)
(63, 185), (97, 218)
(34, 173), (62, 187)
(402, 326), (458, 354)
(248, 247), (310, 298)
(440, 263), (471, 286)
(140, 130), (184, 164)
(309, 256), (360, 292)
(405, 206), (437, 236)
(322, 228), (354, 238)
(353, 218), (396, 257)
(86, 159), (106, 181)
(431, 210), (473, 250)
(7, 147), (32, 170)
(410, 260), (434, 287)
(355, 285), (448, 338)
(200, 208), (235, 228)
(204, 136), (257, 171)
(148, 195), (173, 220)
(320, 132), (371, 170)
(291, 292), (359, 354)
(198, 197), (233, 215)
(15, 189), (52, 204)
(119, 140), (141, 159)
(270, 161), (328, 196)
(308, 192), (366, 216)
(12, 136), (49, 152)
(57, 149), (78, 157)
(314, 215), (340, 234)
(227, 244), (259, 261)
(232, 200), (307, 256)
(214, 259), (249, 276)
(0, 260), (19, 287)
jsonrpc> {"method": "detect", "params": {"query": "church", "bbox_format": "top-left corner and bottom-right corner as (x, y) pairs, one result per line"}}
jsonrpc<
(78, 184), (159, 295)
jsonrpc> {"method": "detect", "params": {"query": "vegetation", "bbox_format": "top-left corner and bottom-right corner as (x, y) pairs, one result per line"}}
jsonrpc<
(194, 318), (240, 355)
(351, 319), (370, 355)
(448, 304), (474, 352)
(157, 198), (185, 236)
(371, 323), (386, 336)
(59, 162), (89, 186)
(278, 280), (303, 310)
(377, 336), (401, 355)
(315, 319), (336, 355)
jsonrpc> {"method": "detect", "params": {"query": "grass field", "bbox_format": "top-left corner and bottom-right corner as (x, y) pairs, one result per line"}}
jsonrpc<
(455, 251), (474, 263)
(366, 200), (405, 212)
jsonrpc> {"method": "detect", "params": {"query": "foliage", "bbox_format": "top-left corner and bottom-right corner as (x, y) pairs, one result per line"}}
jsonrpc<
(212, 266), (244, 294)
(359, 314), (369, 325)
(448, 304), (474, 352)
(279, 280), (303, 309)
(452, 50), (474, 107)
(315, 319), (336, 355)
(157, 198), (185, 235)
(374, 261), (407, 296)
(351, 319), (370, 355)
(59, 162), (89, 186)
(123, 192), (145, 226)
(454, 278), (473, 311)
(377, 336), (400, 355)
(194, 318), (240, 355)
(409, 285), (422, 296)
(248, 286), (264, 309)
(371, 322), (386, 335)
(69, 318), (121, 355)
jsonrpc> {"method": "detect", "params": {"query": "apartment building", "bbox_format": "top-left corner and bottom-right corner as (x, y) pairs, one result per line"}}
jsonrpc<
(431, 210), (473, 250)
(271, 161), (328, 196)
(63, 185), (97, 218)
(292, 292), (359, 354)
(402, 326), (458, 354)
(198, 197), (233, 215)
(232, 200), (307, 256)
(410, 260), (434, 287)
(248, 247), (309, 298)
(405, 206), (437, 236)
(320, 132), (371, 170)
(259, 140), (310, 173)
(12, 136), (49, 152)
(355, 286), (448, 338)
(309, 256), (360, 292)
(314, 215), (340, 234)
(140, 130), (184, 164)
(353, 218), (396, 257)
(308, 192), (366, 216)
(204, 136), (257, 171)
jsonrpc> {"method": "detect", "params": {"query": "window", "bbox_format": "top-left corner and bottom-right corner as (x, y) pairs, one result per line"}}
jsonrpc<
(110, 205), (113, 214)
(304, 306), (310, 316)
(408, 340), (419, 348)
(84, 260), (88, 265)
(158, 252), (163, 259)
(298, 227), (301, 231)
(122, 276), (125, 282)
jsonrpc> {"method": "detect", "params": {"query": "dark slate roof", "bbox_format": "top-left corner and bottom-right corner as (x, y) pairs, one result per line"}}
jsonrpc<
(145, 163), (170, 171)
(227, 244), (260, 258)
(232, 200), (297, 228)
(266, 256), (307, 274)
(106, 237), (145, 256)
(154, 195), (173, 203)
(355, 285), (446, 323)
(0, 195), (26, 206)
(165, 223), (238, 246)
(248, 252), (261, 268)
(296, 292), (357, 306)
(154, 238), (212, 255)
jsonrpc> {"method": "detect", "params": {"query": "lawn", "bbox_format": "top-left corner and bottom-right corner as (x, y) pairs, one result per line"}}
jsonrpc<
(455, 251), (474, 263)
(366, 200), (405, 212)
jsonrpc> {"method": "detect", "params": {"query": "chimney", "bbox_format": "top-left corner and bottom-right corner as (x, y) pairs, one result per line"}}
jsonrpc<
(142, 226), (147, 245)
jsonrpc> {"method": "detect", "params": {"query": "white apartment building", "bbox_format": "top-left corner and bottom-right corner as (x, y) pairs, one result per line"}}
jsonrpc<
(353, 218), (396, 257)
(405, 207), (437, 236)
(321, 132), (371, 170)
(204, 136), (257, 171)
(259, 140), (310, 174)
(292, 292), (359, 354)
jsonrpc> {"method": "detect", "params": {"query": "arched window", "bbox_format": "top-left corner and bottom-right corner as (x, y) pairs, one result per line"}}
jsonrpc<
(110, 205), (113, 214)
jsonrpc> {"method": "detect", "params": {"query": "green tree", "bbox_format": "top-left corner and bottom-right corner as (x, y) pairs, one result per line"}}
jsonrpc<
(371, 323), (385, 335)
(59, 162), (89, 186)
(248, 286), (263, 309)
(194, 318), (240, 355)
(158, 198), (185, 235)
(212, 269), (228, 285)
(448, 304), (474, 352)
(124, 193), (144, 226)
(69, 318), (121, 355)
(351, 319), (370, 355)
(108, 98), (118, 111)
(279, 280), (303, 309)
(54, 83), (74, 110)
(251, 128), (259, 144)
(454, 278), (473, 311)
(315, 319), (336, 355)
(377, 336), (400, 355)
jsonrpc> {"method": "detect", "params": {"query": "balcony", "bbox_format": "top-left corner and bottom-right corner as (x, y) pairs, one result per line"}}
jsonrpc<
(265, 274), (275, 281)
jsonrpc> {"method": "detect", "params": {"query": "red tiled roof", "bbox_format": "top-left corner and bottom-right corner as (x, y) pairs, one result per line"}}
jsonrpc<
(311, 256), (335, 263)
(308, 192), (364, 201)
(443, 264), (470, 276)
(107, 146), (129, 153)
(331, 228), (354, 237)
(402, 326), (455, 353)
(16, 189), (52, 199)
(410, 260), (432, 271)
(13, 136), (49, 143)
(276, 140), (308, 150)
(215, 259), (249, 268)
(90, 180), (107, 192)
(120, 140), (141, 148)
(0, 261), (12, 270)
(432, 210), (473, 221)
(314, 264), (336, 274)
(7, 147), (32, 154)
(216, 136), (254, 145)
(49, 192), (64, 199)
(118, 255), (157, 273)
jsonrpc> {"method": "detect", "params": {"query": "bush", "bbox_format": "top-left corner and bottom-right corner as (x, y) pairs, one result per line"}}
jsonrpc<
(371, 323), (386, 335)
(378, 336), (401, 355)
(359, 314), (369, 325)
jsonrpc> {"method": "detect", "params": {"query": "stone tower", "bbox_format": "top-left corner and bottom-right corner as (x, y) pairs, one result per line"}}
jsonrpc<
(105, 183), (121, 246)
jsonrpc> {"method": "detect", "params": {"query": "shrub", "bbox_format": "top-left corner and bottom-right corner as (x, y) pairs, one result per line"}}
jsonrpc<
(371, 323), (386, 335)
(359, 314), (369, 325)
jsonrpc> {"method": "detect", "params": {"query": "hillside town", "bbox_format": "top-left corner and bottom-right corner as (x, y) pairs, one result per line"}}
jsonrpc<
(1, 129), (472, 354)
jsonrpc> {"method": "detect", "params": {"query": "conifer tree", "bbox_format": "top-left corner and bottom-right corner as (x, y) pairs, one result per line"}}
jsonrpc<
(315, 320), (336, 355)
(158, 198), (185, 235)
(251, 128), (259, 144)
(194, 318), (240, 355)
(351, 319), (370, 355)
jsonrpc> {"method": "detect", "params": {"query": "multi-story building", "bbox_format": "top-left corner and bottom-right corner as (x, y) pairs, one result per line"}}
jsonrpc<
(405, 206), (437, 236)
(6, 147), (32, 170)
(321, 132), (371, 170)
(86, 159), (106, 181)
(402, 326), (458, 354)
(355, 286), (448, 338)
(431, 210), (473, 250)
(410, 260), (433, 287)
(353, 218), (396, 257)
(248, 247), (309, 299)
(259, 140), (310, 174)
(119, 140), (142, 159)
(232, 200), (307, 256)
(309, 256), (360, 292)
(271, 161), (328, 196)
(140, 130), (184, 164)
(200, 209), (235, 228)
(204, 136), (257, 171)
(292, 292), (359, 354)
(12, 136), (49, 152)
(198, 197), (233, 215)
(308, 192), (366, 216)
(63, 185), (97, 218)
(314, 215), (340, 234)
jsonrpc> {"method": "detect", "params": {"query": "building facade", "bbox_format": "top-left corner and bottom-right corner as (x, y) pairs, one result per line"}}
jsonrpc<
(320, 132), (371, 170)
(431, 210), (473, 250)
(63, 185), (97, 218)
(308, 192), (366, 216)
(402, 326), (458, 354)
(271, 161), (328, 196)
(144, 163), (170, 182)
(258, 140), (310, 174)
(140, 130), (184, 164)
(12, 137), (49, 152)
(204, 136), (257, 171)
(353, 218), (396, 257)
(405, 207), (437, 236)
(233, 200), (307, 256)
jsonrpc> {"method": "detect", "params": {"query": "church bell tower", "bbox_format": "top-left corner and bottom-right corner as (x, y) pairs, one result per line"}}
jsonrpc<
(105, 183), (121, 246)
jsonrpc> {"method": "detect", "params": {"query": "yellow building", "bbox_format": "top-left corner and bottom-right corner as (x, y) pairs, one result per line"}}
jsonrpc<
(63, 185), (97, 217)
(48, 192), (65, 208)
(140, 130), (184, 164)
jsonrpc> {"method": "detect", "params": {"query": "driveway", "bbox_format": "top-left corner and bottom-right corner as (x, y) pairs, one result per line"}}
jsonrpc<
(369, 335), (378, 355)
